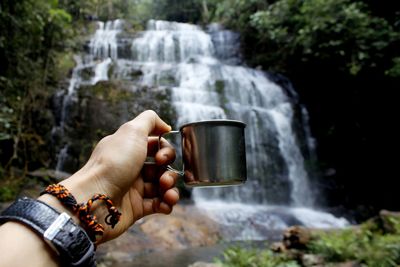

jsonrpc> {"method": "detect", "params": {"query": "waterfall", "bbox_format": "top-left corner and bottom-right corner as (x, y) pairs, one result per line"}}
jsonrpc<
(55, 19), (348, 239)
(53, 20), (122, 171)
(90, 20), (123, 60)
(130, 20), (314, 207)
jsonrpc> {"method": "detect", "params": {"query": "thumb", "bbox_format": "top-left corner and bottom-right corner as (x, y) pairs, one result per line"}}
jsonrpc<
(129, 110), (172, 136)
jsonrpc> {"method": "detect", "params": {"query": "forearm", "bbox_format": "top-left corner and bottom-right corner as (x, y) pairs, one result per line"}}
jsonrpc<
(0, 169), (99, 267)
(0, 222), (59, 267)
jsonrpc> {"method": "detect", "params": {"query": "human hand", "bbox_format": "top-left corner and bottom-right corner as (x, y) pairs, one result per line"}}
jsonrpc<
(39, 110), (180, 244)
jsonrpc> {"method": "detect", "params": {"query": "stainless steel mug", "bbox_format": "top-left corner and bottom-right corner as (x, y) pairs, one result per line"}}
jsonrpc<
(148, 120), (247, 187)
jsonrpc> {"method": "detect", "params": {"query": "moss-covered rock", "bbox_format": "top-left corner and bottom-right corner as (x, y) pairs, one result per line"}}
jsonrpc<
(54, 80), (176, 173)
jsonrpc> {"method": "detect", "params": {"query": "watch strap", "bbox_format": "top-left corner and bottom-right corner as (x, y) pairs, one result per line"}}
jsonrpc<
(0, 197), (96, 267)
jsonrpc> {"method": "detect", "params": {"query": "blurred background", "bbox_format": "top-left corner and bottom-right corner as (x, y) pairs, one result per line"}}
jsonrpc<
(1, 0), (399, 266)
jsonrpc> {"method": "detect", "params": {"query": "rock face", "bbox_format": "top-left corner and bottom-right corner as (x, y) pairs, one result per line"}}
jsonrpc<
(140, 210), (220, 249)
(283, 226), (311, 249)
(52, 81), (176, 173)
(97, 204), (220, 263)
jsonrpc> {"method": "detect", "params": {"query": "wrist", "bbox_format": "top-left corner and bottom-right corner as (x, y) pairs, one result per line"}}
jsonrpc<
(39, 168), (118, 244)
(38, 194), (82, 227)
(38, 168), (98, 228)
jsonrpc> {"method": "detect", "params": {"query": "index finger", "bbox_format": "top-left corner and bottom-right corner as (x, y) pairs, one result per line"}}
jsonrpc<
(127, 110), (172, 136)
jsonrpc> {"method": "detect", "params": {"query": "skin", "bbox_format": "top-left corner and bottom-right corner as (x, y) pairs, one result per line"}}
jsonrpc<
(0, 110), (180, 267)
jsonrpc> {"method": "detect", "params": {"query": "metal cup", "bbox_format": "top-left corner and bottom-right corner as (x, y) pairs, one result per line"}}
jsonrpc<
(159, 120), (247, 187)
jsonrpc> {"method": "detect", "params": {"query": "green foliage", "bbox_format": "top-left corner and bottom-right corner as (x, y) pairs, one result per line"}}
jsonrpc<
(248, 0), (398, 75)
(0, 173), (22, 201)
(59, 0), (130, 21)
(217, 246), (300, 267)
(209, 0), (399, 77)
(55, 52), (76, 78)
(0, 186), (17, 202)
(214, 0), (268, 28)
(219, 217), (400, 267)
(309, 221), (400, 267)
(0, 0), (73, 176)
(386, 57), (400, 77)
(308, 229), (366, 262)
(147, 0), (203, 23)
(84, 81), (134, 104)
(59, 0), (205, 24)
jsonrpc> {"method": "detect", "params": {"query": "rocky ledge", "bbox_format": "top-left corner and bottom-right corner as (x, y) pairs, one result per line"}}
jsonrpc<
(97, 204), (220, 264)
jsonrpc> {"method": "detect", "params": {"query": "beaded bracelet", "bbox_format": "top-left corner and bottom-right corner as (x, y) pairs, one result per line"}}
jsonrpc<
(40, 184), (121, 242)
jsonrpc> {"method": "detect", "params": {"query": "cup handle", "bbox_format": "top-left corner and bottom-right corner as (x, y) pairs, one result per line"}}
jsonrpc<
(144, 131), (184, 176)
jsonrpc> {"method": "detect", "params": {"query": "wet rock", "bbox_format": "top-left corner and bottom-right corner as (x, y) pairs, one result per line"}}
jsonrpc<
(301, 253), (324, 266)
(379, 210), (400, 234)
(271, 242), (287, 253)
(140, 205), (220, 249)
(52, 80), (176, 173)
(283, 226), (311, 249)
(97, 205), (220, 263)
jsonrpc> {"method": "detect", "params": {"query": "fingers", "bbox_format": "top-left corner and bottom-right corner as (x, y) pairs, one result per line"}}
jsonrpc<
(163, 188), (179, 206)
(142, 197), (175, 216)
(147, 137), (160, 156)
(155, 146), (176, 165)
(141, 171), (180, 216)
(145, 187), (179, 214)
(142, 171), (179, 197)
(159, 171), (179, 190)
(147, 137), (176, 166)
(143, 137), (176, 183)
(129, 110), (171, 136)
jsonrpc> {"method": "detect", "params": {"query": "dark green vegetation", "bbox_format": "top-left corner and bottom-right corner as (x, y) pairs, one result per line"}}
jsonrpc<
(219, 212), (400, 267)
(218, 247), (301, 267)
(0, 0), (73, 199)
(1, 0), (399, 218)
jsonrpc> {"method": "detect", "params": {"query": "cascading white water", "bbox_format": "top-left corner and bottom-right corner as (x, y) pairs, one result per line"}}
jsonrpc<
(54, 20), (122, 171)
(90, 20), (123, 60)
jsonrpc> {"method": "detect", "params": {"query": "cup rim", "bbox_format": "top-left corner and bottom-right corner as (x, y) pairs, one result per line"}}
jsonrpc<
(179, 119), (246, 130)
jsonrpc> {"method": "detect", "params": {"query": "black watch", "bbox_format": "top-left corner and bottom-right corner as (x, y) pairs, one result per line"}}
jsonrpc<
(0, 197), (96, 267)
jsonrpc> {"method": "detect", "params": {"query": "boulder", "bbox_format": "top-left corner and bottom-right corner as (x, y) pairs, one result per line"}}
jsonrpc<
(283, 226), (311, 249)
(301, 253), (324, 267)
(379, 209), (400, 234)
(97, 205), (220, 263)
(140, 205), (220, 249)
